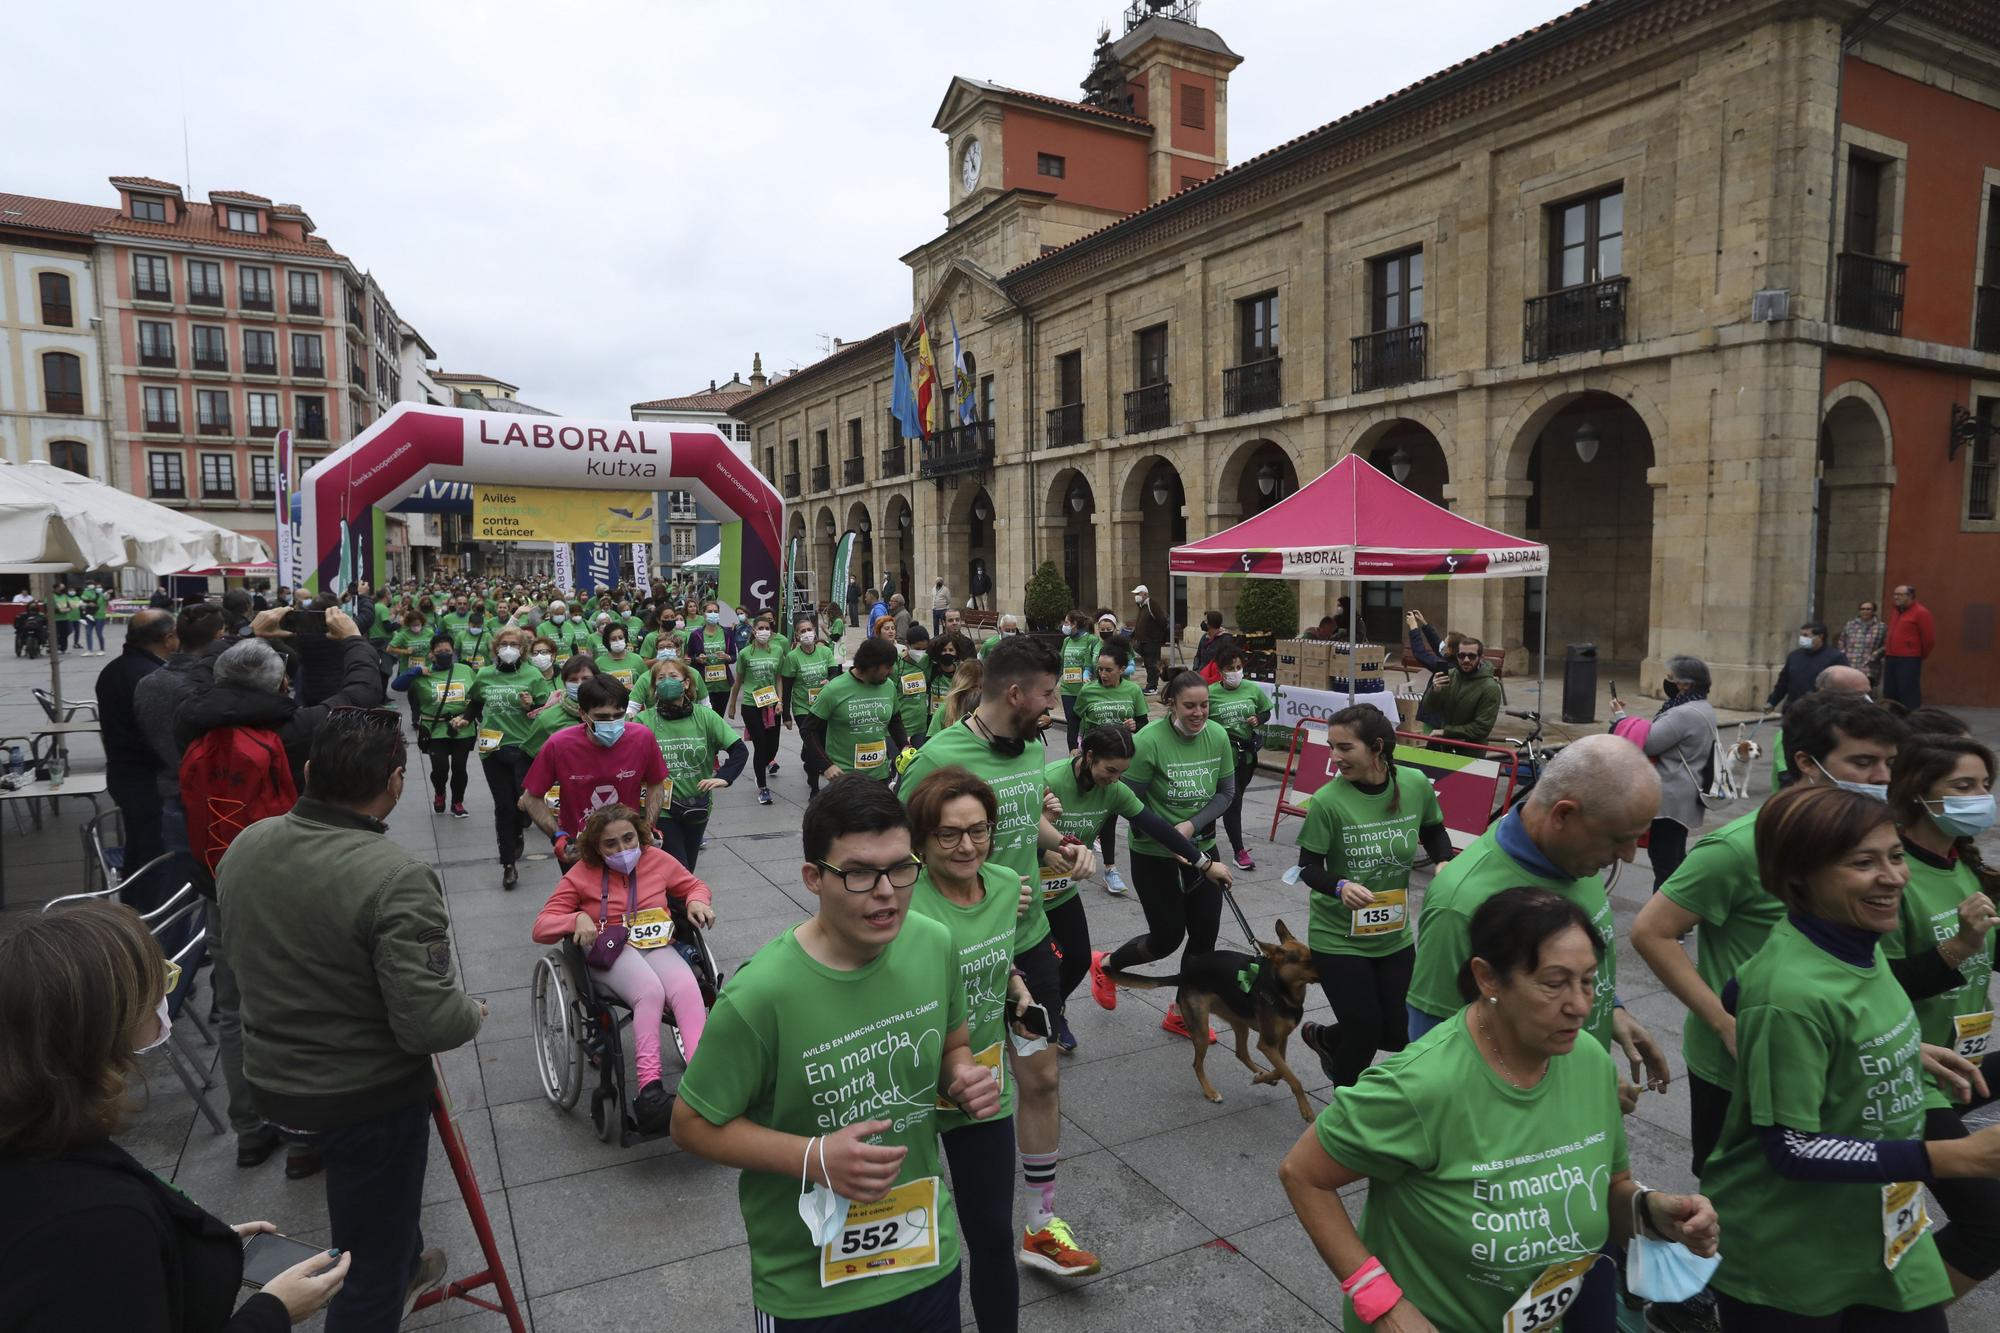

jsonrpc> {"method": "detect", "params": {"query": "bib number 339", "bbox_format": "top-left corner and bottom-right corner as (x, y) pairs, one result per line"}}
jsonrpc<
(819, 1176), (940, 1288)
(1503, 1255), (1594, 1332)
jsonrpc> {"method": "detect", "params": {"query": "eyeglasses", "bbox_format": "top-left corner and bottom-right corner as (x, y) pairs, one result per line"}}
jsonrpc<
(1454, 651), (1483, 661)
(928, 821), (994, 850)
(162, 958), (182, 998)
(813, 859), (923, 893)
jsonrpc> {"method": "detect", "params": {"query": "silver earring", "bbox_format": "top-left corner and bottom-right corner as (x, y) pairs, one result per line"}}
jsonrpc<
(1486, 996), (1498, 1004)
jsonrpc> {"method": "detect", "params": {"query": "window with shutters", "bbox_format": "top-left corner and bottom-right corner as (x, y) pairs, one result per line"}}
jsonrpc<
(143, 386), (179, 431)
(1181, 84), (1206, 129)
(139, 320), (175, 367)
(148, 451), (186, 498)
(250, 454), (277, 501)
(197, 389), (232, 434)
(38, 272), (73, 326)
(200, 453), (237, 499)
(243, 329), (277, 374)
(133, 254), (171, 301)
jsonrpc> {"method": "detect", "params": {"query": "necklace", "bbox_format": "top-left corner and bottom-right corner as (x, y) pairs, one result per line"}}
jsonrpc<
(1477, 1004), (1546, 1089)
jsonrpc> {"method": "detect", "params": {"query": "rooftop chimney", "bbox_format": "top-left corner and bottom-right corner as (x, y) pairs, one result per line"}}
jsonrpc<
(749, 353), (767, 390)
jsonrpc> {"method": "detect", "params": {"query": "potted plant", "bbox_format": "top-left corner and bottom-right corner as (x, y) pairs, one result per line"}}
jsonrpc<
(1022, 560), (1074, 635)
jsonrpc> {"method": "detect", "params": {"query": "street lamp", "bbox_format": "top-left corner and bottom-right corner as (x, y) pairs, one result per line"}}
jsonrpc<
(973, 496), (990, 521)
(1257, 460), (1280, 496)
(1068, 480), (1089, 513)
(1573, 419), (1601, 464)
(1390, 444), (1412, 484)
(899, 509), (911, 530)
(858, 514), (872, 535)
(1149, 475), (1171, 506)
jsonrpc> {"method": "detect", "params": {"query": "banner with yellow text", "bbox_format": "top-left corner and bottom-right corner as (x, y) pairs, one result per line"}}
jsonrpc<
(473, 486), (655, 543)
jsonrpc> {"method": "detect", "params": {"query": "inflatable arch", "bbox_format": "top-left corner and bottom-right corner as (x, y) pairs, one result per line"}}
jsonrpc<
(300, 404), (784, 611)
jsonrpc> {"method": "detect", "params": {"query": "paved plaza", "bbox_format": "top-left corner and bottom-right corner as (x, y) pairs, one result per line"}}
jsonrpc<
(6, 625), (2000, 1331)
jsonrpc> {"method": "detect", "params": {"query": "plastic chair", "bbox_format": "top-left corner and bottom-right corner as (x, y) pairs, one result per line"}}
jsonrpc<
(80, 809), (127, 897)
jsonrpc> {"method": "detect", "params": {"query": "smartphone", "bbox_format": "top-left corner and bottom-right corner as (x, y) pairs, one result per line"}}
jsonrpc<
(1607, 678), (1619, 703)
(1006, 999), (1051, 1040)
(241, 1231), (332, 1288)
(284, 609), (328, 638)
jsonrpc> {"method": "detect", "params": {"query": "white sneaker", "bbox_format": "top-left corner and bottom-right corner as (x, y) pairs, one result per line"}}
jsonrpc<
(1103, 867), (1127, 895)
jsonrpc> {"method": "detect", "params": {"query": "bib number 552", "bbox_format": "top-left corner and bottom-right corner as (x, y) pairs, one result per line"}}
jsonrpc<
(838, 1221), (901, 1255)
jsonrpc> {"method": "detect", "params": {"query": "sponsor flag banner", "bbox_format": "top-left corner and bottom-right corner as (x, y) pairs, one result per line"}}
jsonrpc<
(831, 531), (856, 604)
(274, 429), (294, 589)
(630, 541), (650, 588)
(552, 542), (574, 592)
(474, 485), (655, 542)
(572, 542), (620, 592)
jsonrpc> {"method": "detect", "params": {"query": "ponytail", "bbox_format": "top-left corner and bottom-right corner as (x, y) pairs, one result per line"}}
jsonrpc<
(1329, 704), (1401, 815)
(1074, 725), (1137, 791)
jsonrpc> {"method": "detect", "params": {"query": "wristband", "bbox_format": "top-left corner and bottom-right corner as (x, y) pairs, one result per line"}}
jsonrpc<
(1336, 878), (1350, 894)
(1340, 1258), (1404, 1324)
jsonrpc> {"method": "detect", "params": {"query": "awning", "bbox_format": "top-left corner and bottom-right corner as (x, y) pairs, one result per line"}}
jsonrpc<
(0, 459), (268, 575)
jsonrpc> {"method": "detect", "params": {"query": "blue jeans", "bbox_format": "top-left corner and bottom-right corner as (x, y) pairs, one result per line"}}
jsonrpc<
(83, 615), (105, 650)
(293, 1101), (430, 1333)
(1406, 1004), (1444, 1042)
(757, 1266), (961, 1332)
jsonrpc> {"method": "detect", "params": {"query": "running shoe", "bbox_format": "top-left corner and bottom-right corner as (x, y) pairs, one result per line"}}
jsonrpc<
(1299, 1020), (1340, 1083)
(1102, 867), (1127, 895)
(502, 863), (519, 891)
(402, 1247), (448, 1318)
(1054, 1013), (1078, 1054)
(432, 794), (446, 815)
(450, 803), (469, 819)
(1020, 1218), (1101, 1277)
(1233, 849), (1255, 871)
(769, 761), (780, 775)
(1089, 950), (1117, 1011)
(758, 787), (773, 805)
(1161, 1004), (1215, 1042)
(1644, 1292), (1722, 1333)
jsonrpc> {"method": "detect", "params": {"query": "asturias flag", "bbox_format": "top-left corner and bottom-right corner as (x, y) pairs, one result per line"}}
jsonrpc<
(950, 313), (975, 425)
(914, 318), (942, 440)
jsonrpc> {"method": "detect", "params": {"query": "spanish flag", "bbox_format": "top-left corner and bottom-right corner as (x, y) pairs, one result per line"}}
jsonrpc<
(914, 318), (942, 440)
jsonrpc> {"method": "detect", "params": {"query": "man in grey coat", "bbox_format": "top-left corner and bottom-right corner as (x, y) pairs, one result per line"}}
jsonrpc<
(1610, 653), (1719, 888)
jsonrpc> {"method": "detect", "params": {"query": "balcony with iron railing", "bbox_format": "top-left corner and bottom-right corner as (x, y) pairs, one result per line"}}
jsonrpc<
(139, 347), (175, 370)
(135, 281), (172, 303)
(1045, 402), (1085, 448)
(1834, 253), (1906, 337)
(1352, 323), (1429, 392)
(243, 355), (277, 376)
(1223, 356), (1282, 416)
(188, 284), (223, 308)
(844, 456), (865, 486)
(294, 357), (325, 380)
(193, 353), (228, 373)
(921, 419), (995, 479)
(1975, 285), (2000, 355)
(809, 463), (830, 493)
(783, 472), (801, 498)
(297, 412), (327, 441)
(289, 295), (322, 317)
(881, 443), (908, 477)
(1523, 277), (1629, 362)
(1971, 459), (1997, 523)
(240, 290), (274, 313)
(198, 414), (231, 437)
(1124, 382), (1171, 434)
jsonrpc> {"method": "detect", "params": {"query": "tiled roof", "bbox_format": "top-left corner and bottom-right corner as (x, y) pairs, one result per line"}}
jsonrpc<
(109, 176), (182, 193)
(210, 189), (273, 204)
(0, 193), (119, 238)
(729, 324), (907, 416)
(95, 197), (348, 260)
(966, 79), (1153, 128)
(434, 371), (519, 389)
(631, 386), (754, 414)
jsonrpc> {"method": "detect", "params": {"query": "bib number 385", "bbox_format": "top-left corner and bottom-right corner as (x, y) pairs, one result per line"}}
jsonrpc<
(1504, 1255), (1594, 1332)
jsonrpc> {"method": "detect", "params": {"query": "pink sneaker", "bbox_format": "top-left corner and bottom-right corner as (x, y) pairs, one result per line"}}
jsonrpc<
(1233, 849), (1255, 871)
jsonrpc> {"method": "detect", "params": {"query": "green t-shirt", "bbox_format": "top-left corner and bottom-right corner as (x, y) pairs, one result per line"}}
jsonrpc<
(1205, 679), (1272, 746)
(808, 671), (899, 780)
(640, 629), (686, 661)
(368, 601), (393, 642)
(1126, 720), (1233, 857)
(1058, 633), (1099, 697)
(387, 627), (430, 661)
(1408, 823), (1617, 1050)
(1882, 851), (1994, 1110)
(824, 615), (846, 641)
(594, 649), (646, 693)
(735, 642), (788, 710)
(781, 644), (838, 714)
(909, 861), (1021, 1130)
(52, 593), (80, 622)
(892, 655), (930, 736)
(1703, 918), (1952, 1315)
(525, 696), (582, 757)
(1659, 809), (1784, 1090)
(543, 618), (593, 657)
(466, 664), (553, 752)
(639, 705), (743, 803)
(1314, 1017), (1627, 1333)
(927, 668), (954, 721)
(1075, 678), (1147, 733)
(1296, 767), (1443, 956)
(404, 663), (477, 740)
(1040, 757), (1143, 910)
(677, 918), (965, 1320)
(441, 611), (471, 636)
(899, 720), (1051, 952)
(78, 587), (105, 617)
(452, 626), (494, 668)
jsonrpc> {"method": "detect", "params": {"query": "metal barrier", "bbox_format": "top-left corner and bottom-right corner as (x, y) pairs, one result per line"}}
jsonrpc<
(1268, 721), (1519, 851)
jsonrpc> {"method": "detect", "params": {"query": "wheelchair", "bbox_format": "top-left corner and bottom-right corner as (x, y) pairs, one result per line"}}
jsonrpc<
(529, 903), (723, 1147)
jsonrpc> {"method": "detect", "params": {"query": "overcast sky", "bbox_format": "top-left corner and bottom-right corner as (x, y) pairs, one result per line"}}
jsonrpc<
(12, 0), (1565, 418)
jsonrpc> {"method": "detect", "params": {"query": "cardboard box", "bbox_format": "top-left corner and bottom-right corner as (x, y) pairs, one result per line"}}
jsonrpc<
(1300, 639), (1334, 680)
(1275, 639), (1307, 687)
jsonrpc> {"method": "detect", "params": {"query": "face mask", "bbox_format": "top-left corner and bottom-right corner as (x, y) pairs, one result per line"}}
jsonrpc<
(1928, 795), (1998, 839)
(1661, 678), (1680, 699)
(551, 613), (566, 625)
(590, 719), (626, 747)
(798, 1136), (850, 1246)
(133, 994), (173, 1055)
(754, 629), (772, 644)
(1798, 635), (1815, 650)
(1173, 715), (1204, 738)
(1626, 1220), (1720, 1303)
(1810, 756), (1886, 802)
(608, 639), (626, 653)
(532, 651), (554, 671)
(1125, 661), (1139, 679)
(1222, 669), (1244, 688)
(433, 652), (454, 669)
(1061, 625), (1075, 637)
(909, 650), (927, 664)
(657, 675), (687, 703)
(798, 632), (815, 648)
(565, 680), (582, 701)
(605, 846), (643, 875)
(468, 621), (484, 633)
(497, 646), (522, 666)
(706, 612), (721, 625)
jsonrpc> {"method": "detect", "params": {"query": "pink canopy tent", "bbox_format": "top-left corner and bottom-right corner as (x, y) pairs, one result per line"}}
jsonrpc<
(1169, 453), (1551, 705)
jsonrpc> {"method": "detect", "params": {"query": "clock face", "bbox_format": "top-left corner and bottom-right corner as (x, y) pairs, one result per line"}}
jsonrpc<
(960, 139), (982, 194)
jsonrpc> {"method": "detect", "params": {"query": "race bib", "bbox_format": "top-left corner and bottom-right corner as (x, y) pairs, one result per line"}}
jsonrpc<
(1041, 865), (1073, 901)
(1952, 1010), (1993, 1066)
(625, 907), (675, 950)
(819, 1176), (941, 1288)
(854, 738), (887, 770)
(936, 1041), (1004, 1110)
(806, 685), (824, 706)
(1062, 665), (1083, 685)
(475, 727), (503, 755)
(752, 684), (780, 709)
(441, 680), (467, 704)
(1882, 1181), (1931, 1271)
(901, 672), (926, 697)
(608, 667), (635, 685)
(1349, 888), (1408, 938)
(704, 663), (728, 684)
(1503, 1255), (1594, 1332)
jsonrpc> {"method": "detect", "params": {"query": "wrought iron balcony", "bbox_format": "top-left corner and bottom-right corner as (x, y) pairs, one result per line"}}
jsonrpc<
(783, 472), (801, 498)
(1124, 382), (1171, 434)
(1971, 460), (1997, 523)
(843, 456), (865, 486)
(809, 464), (830, 492)
(1045, 402), (1084, 448)
(1352, 323), (1429, 392)
(920, 420), (995, 480)
(1975, 285), (2000, 355)
(1223, 356), (1282, 415)
(1524, 277), (1629, 362)
(1834, 254), (1905, 336)
(880, 443), (907, 477)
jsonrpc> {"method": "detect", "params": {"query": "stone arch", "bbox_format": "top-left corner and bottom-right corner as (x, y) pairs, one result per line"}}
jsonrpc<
(1337, 402), (1453, 462)
(942, 483), (997, 609)
(1044, 466), (1100, 609)
(1213, 431), (1311, 519)
(881, 493), (915, 610)
(1341, 414), (1454, 638)
(1494, 373), (1669, 482)
(812, 505), (839, 607)
(844, 500), (877, 597)
(1814, 381), (1895, 623)
(1116, 453), (1189, 630)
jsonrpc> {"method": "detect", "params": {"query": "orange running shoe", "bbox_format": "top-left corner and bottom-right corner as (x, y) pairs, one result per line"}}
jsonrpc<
(1020, 1217), (1101, 1277)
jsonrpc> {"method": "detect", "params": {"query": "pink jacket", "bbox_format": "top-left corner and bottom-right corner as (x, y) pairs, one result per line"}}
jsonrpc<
(531, 846), (713, 943)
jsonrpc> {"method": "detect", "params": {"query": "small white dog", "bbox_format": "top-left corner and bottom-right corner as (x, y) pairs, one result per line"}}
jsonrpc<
(1721, 736), (1763, 800)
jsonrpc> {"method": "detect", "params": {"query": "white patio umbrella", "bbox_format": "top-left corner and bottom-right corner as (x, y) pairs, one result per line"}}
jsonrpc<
(0, 460), (269, 714)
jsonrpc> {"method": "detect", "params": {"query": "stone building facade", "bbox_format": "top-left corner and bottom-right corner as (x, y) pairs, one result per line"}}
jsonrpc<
(734, 0), (2000, 708)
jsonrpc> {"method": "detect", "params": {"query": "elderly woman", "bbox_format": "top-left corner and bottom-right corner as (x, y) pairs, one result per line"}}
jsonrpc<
(1612, 654), (1720, 888)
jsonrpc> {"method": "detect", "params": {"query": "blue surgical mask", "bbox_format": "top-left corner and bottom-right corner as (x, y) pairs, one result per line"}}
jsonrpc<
(564, 681), (582, 702)
(1928, 795), (1998, 839)
(1811, 757), (1886, 802)
(797, 1135), (850, 1246)
(590, 719), (626, 747)
(1627, 1227), (1719, 1303)
(706, 612), (721, 625)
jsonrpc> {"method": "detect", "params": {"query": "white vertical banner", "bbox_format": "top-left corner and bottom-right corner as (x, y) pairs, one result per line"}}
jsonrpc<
(274, 428), (295, 589)
(630, 541), (650, 589)
(553, 542), (574, 594)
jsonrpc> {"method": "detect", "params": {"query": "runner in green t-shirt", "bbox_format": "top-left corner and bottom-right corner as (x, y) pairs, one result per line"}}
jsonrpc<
(802, 639), (905, 783)
(76, 580), (107, 654)
(893, 634), (1100, 1282)
(671, 781), (999, 1328)
(728, 616), (790, 804)
(1056, 612), (1099, 751)
(1283, 885), (1714, 1333)
(465, 626), (554, 890)
(541, 601), (594, 658)
(892, 626), (933, 748)
(637, 657), (747, 870)
(52, 587), (81, 655)
(592, 619), (646, 697)
(391, 634), (479, 817)
(1204, 643), (1273, 871)
(1073, 639), (1149, 895)
(780, 617), (839, 797)
(1289, 705), (1451, 1089)
(979, 614), (1022, 659)
(524, 654), (598, 758)
(926, 633), (971, 730)
(452, 613), (495, 669)
(385, 613), (430, 670)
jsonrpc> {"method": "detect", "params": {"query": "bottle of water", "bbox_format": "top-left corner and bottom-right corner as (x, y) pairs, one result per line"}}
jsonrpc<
(6, 745), (21, 775)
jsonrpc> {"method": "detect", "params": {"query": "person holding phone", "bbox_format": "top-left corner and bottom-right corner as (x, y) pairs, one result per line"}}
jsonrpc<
(0, 901), (351, 1329)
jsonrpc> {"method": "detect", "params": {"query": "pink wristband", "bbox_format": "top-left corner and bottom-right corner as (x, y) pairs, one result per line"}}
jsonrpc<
(1339, 1259), (1383, 1295)
(1342, 1260), (1404, 1324)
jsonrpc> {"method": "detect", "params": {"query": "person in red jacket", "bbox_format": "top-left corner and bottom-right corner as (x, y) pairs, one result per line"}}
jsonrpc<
(532, 803), (717, 1131)
(1883, 583), (1936, 709)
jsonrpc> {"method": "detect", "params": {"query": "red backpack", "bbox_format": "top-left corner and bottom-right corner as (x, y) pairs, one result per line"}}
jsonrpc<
(179, 725), (298, 888)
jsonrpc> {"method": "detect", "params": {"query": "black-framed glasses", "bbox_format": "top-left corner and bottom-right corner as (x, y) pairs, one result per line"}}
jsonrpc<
(928, 821), (994, 850)
(1454, 651), (1483, 661)
(813, 859), (922, 893)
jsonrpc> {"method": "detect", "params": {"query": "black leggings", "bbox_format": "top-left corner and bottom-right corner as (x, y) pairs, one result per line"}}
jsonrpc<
(1099, 815), (1118, 868)
(1221, 748), (1257, 855)
(1927, 1102), (2000, 1281)
(1046, 893), (1091, 1006)
(657, 802), (710, 872)
(1106, 852), (1219, 971)
(1312, 945), (1414, 1087)
(426, 736), (473, 803)
(1688, 1069), (1731, 1177)
(1649, 817), (1691, 890)
(1063, 695), (1080, 752)
(481, 746), (533, 864)
(742, 706), (780, 787)
(1716, 1294), (1945, 1331)
(942, 1115), (1018, 1333)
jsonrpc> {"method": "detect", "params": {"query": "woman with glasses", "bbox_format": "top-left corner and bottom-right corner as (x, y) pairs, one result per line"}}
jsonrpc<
(1419, 635), (1502, 747)
(906, 767), (1040, 1332)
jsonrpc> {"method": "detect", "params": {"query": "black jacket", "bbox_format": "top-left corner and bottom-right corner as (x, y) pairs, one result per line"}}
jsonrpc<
(1766, 642), (1848, 710)
(175, 635), (383, 788)
(0, 1139), (288, 1333)
(96, 643), (168, 780)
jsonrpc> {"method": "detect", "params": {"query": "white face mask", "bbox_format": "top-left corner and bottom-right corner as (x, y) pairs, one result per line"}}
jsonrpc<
(1798, 634), (1815, 650)
(608, 639), (626, 653)
(531, 651), (554, 671)
(1222, 669), (1244, 688)
(798, 1135), (850, 1245)
(133, 994), (173, 1054)
(754, 629), (772, 644)
(798, 632), (815, 648)
(497, 645), (522, 666)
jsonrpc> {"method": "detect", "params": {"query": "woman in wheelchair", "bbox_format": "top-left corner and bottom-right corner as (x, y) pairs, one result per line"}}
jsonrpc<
(532, 803), (717, 1132)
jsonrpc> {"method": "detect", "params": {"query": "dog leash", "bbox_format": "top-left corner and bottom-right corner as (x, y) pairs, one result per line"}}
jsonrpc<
(1221, 879), (1260, 948)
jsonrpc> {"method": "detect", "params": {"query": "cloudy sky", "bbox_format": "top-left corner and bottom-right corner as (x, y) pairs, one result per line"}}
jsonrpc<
(12, 0), (1565, 417)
